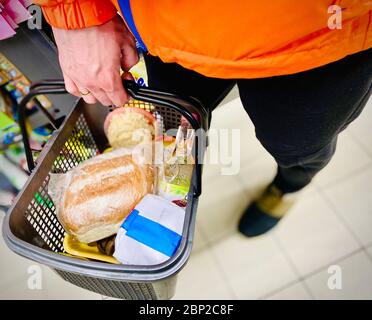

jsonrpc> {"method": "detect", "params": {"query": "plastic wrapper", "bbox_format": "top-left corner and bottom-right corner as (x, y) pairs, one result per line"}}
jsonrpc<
(114, 194), (185, 265)
(48, 147), (154, 243)
(155, 122), (195, 202)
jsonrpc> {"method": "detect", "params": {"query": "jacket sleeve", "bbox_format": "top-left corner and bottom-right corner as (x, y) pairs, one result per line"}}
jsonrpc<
(33, 0), (118, 29)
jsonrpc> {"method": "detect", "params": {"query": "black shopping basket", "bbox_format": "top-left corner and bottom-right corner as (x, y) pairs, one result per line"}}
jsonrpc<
(2, 80), (209, 300)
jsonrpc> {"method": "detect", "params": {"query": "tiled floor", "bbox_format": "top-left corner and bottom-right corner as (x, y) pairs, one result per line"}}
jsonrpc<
(0, 94), (371, 300)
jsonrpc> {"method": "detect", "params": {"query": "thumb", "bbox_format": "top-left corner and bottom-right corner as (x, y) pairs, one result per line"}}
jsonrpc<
(121, 71), (135, 81)
(120, 44), (139, 72)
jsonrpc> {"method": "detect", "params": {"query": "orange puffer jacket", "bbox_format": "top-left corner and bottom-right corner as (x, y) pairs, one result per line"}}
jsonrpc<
(33, 0), (372, 79)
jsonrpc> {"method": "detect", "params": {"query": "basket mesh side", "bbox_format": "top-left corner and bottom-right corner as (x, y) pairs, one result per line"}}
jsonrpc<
(52, 115), (99, 173)
(26, 115), (99, 252)
(56, 270), (158, 300)
(25, 175), (65, 252)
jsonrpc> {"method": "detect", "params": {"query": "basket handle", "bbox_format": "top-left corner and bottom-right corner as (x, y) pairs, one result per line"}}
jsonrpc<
(18, 82), (67, 173)
(18, 80), (204, 197)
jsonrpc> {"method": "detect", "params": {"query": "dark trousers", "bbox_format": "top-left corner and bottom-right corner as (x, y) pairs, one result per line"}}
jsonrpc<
(144, 49), (372, 193)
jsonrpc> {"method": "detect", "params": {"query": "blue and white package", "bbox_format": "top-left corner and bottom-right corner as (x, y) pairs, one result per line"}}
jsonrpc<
(113, 194), (185, 265)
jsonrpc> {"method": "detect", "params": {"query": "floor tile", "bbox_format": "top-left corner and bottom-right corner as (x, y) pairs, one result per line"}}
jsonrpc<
(202, 127), (239, 182)
(239, 131), (269, 164)
(211, 233), (297, 299)
(313, 131), (371, 187)
(0, 214), (44, 289)
(265, 282), (312, 300)
(1, 213), (49, 300)
(236, 153), (316, 200)
(192, 224), (208, 253)
(196, 174), (249, 243)
(218, 85), (239, 106)
(235, 154), (277, 198)
(275, 192), (360, 276)
(203, 97), (270, 184)
(202, 129), (267, 184)
(305, 251), (372, 299)
(202, 163), (225, 183)
(0, 276), (48, 300)
(367, 246), (372, 258)
(0, 213), (100, 300)
(211, 98), (249, 129)
(42, 267), (101, 300)
(322, 167), (372, 246)
(202, 125), (244, 182)
(210, 98), (268, 164)
(173, 250), (235, 300)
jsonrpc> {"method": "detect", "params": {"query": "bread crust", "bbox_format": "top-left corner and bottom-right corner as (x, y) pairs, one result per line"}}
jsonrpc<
(105, 108), (155, 149)
(56, 148), (153, 243)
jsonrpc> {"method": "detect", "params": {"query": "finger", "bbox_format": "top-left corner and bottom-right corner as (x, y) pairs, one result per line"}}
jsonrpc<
(61, 64), (98, 104)
(105, 72), (130, 107)
(81, 93), (98, 105)
(76, 85), (98, 104)
(63, 73), (80, 97)
(93, 88), (112, 107)
(120, 44), (139, 72)
(122, 71), (135, 81)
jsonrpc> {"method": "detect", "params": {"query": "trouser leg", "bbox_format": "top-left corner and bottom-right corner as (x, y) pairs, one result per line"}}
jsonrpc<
(237, 48), (372, 193)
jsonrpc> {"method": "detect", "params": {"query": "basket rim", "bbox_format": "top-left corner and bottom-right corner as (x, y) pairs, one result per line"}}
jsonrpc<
(2, 198), (197, 281)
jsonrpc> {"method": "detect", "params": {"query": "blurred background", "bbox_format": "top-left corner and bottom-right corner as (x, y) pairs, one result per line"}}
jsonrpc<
(1, 23), (371, 300)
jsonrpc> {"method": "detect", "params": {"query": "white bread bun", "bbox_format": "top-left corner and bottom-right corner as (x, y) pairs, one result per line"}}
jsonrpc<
(104, 107), (155, 149)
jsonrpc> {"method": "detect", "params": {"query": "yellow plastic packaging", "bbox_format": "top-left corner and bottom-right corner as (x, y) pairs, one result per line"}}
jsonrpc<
(103, 147), (113, 154)
(63, 234), (119, 264)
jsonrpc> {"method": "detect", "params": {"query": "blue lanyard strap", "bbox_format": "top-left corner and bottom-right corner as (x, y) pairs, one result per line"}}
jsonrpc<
(118, 0), (148, 52)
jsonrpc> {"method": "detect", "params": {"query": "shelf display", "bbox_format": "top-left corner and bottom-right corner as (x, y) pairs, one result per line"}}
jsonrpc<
(0, 52), (54, 191)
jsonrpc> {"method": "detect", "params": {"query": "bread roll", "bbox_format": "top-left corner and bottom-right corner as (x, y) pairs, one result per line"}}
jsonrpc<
(104, 107), (155, 149)
(49, 148), (153, 243)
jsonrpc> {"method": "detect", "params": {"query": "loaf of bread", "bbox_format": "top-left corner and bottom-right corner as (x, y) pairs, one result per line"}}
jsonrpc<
(49, 148), (153, 243)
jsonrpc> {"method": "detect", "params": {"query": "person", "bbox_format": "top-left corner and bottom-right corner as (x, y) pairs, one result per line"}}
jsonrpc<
(34, 0), (372, 236)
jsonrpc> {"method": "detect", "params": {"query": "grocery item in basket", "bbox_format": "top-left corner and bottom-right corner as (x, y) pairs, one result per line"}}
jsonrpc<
(104, 107), (155, 149)
(103, 147), (113, 154)
(161, 125), (195, 167)
(97, 235), (116, 256)
(63, 234), (119, 264)
(158, 164), (193, 202)
(156, 128), (193, 202)
(114, 194), (185, 265)
(48, 147), (154, 243)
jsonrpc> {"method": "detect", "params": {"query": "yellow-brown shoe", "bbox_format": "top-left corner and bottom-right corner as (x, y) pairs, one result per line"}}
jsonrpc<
(238, 184), (297, 237)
